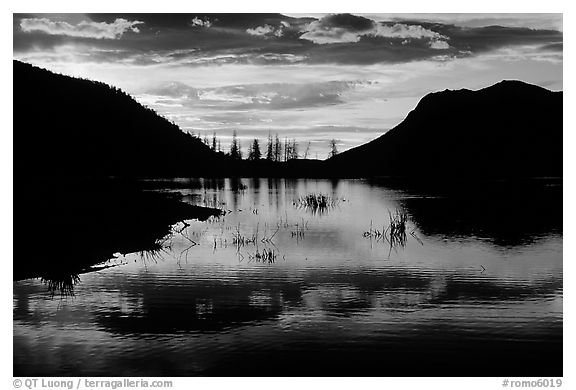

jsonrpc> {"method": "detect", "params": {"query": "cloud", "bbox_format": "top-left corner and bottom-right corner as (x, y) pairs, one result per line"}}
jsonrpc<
(429, 40), (450, 50)
(20, 17), (144, 39)
(300, 26), (362, 44)
(14, 13), (561, 68)
(541, 42), (562, 52)
(246, 23), (289, 38)
(143, 79), (377, 112)
(370, 23), (451, 50)
(191, 17), (212, 28)
(299, 14), (449, 47)
(314, 13), (376, 31)
(371, 23), (446, 40)
(225, 81), (356, 109)
(246, 24), (277, 37)
(300, 14), (375, 44)
(289, 13), (563, 31)
(376, 13), (563, 31)
(476, 44), (563, 64)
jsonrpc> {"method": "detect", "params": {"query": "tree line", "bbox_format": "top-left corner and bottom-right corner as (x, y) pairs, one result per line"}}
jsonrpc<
(195, 131), (339, 161)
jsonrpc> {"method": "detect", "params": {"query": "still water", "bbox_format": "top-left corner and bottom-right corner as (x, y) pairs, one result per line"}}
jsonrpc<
(13, 178), (562, 376)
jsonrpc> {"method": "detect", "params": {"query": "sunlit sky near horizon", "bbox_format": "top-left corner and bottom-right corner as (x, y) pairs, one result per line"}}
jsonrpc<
(13, 13), (563, 158)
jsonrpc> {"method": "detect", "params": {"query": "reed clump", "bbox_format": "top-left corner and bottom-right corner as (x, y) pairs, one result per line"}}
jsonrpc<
(387, 209), (408, 248)
(232, 223), (258, 250)
(248, 248), (278, 264)
(41, 274), (81, 297)
(363, 209), (415, 250)
(291, 218), (309, 241)
(294, 193), (339, 214)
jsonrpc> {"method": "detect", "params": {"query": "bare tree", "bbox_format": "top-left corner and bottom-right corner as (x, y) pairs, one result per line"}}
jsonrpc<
(329, 139), (339, 158)
(303, 141), (311, 159)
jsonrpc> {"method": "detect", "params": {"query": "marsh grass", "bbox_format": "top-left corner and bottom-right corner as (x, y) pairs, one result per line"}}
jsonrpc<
(232, 223), (259, 250)
(387, 209), (408, 246)
(294, 193), (340, 215)
(138, 244), (167, 264)
(39, 262), (125, 297)
(363, 209), (422, 254)
(291, 218), (309, 242)
(247, 248), (279, 264)
(41, 274), (81, 297)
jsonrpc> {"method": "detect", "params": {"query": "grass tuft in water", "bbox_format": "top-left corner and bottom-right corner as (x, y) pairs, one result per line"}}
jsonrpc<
(41, 274), (81, 297)
(248, 248), (278, 264)
(387, 209), (408, 248)
(363, 209), (420, 253)
(294, 193), (340, 214)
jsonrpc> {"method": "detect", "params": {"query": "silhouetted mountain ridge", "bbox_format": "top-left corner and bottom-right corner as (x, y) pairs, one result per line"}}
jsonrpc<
(14, 60), (220, 176)
(14, 60), (562, 179)
(328, 79), (562, 178)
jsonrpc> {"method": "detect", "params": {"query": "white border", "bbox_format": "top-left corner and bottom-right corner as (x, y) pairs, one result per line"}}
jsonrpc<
(3, 1), (572, 389)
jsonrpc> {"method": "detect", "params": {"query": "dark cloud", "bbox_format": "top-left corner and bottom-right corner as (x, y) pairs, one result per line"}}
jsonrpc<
(541, 42), (563, 52)
(312, 13), (376, 31)
(428, 23), (563, 53)
(14, 13), (563, 66)
(88, 13), (308, 30)
(145, 80), (371, 111)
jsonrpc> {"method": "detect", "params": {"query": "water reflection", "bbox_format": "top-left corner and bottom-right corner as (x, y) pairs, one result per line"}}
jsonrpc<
(382, 178), (563, 247)
(14, 178), (562, 376)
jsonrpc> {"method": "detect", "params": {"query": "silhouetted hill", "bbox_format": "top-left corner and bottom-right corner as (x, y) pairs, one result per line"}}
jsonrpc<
(327, 80), (562, 179)
(14, 61), (226, 281)
(14, 60), (563, 180)
(14, 60), (221, 177)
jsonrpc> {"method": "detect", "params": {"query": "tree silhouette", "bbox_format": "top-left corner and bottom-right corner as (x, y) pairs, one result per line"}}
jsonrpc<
(266, 133), (274, 161)
(290, 139), (298, 160)
(230, 131), (242, 160)
(274, 134), (282, 162)
(329, 139), (339, 158)
(248, 139), (262, 160)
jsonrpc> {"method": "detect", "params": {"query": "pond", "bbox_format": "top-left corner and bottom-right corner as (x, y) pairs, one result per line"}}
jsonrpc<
(13, 178), (563, 376)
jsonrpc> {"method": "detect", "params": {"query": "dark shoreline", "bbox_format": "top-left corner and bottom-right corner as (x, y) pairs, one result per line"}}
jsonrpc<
(14, 176), (222, 281)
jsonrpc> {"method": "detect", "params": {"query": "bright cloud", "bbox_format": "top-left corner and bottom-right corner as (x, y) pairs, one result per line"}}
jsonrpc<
(299, 15), (372, 44)
(300, 26), (364, 44)
(191, 17), (212, 28)
(429, 40), (450, 50)
(371, 23), (447, 40)
(20, 17), (144, 39)
(246, 24), (284, 38)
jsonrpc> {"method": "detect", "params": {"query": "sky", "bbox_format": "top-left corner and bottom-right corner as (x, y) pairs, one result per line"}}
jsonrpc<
(12, 13), (563, 158)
